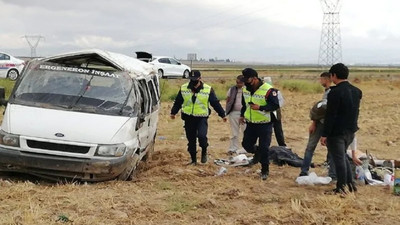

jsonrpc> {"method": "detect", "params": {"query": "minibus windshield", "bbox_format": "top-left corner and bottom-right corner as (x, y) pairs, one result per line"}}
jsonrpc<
(12, 62), (136, 116)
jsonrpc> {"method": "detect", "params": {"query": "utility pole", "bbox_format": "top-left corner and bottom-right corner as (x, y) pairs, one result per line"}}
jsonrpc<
(22, 35), (45, 57)
(318, 0), (342, 67)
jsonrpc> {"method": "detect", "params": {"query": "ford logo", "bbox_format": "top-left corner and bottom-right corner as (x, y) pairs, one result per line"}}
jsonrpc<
(55, 133), (65, 137)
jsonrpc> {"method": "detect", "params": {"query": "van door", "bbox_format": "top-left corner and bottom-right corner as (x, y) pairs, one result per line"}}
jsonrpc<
(137, 79), (152, 150)
(147, 78), (160, 141)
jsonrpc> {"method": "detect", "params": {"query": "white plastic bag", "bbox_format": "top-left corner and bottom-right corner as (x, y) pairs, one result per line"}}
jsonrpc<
(355, 165), (365, 181)
(384, 173), (394, 186)
(295, 172), (332, 185)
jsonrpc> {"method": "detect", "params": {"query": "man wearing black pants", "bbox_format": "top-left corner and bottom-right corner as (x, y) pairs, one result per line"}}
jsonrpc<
(272, 108), (286, 146)
(320, 63), (362, 194)
(171, 70), (226, 165)
(239, 68), (280, 180)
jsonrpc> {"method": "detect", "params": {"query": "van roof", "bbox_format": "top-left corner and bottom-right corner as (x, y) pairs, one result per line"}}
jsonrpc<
(42, 49), (157, 78)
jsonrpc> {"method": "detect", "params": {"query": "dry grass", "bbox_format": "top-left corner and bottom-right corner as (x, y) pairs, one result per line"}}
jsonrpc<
(0, 76), (400, 224)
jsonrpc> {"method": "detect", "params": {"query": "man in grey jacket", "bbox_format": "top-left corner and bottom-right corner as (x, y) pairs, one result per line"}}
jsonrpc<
(299, 72), (336, 178)
(226, 75), (245, 154)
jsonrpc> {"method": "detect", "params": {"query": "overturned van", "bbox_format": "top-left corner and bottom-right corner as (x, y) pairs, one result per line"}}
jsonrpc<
(0, 49), (160, 181)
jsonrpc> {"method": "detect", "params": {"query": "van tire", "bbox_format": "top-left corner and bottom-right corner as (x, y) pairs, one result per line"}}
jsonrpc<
(142, 141), (155, 162)
(117, 153), (140, 181)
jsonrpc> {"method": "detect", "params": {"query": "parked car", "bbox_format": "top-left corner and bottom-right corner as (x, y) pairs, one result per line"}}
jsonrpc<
(135, 52), (190, 79)
(0, 52), (25, 80)
(0, 49), (160, 181)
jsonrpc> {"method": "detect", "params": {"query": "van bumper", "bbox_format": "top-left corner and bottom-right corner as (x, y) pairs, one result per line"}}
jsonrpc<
(0, 147), (131, 181)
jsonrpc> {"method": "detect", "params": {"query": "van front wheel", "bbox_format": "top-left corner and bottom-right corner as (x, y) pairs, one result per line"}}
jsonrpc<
(117, 153), (140, 181)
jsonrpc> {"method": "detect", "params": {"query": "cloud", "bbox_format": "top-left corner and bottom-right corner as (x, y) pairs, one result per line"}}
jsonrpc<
(0, 34), (28, 49)
(1, 0), (400, 63)
(70, 35), (136, 49)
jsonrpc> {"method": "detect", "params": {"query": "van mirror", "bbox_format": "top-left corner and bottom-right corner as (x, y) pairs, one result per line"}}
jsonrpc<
(135, 115), (146, 130)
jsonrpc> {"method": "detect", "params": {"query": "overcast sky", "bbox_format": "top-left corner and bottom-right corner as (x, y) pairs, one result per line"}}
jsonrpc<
(1, 0), (399, 64)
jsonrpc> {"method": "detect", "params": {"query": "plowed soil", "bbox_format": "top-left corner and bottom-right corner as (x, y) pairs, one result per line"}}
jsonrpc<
(1, 78), (399, 225)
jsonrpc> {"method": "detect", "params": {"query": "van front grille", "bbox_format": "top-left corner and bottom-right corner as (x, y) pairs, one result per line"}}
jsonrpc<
(27, 140), (90, 154)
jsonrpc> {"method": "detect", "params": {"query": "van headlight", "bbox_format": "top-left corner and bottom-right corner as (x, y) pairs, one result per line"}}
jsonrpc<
(95, 144), (126, 157)
(0, 130), (20, 147)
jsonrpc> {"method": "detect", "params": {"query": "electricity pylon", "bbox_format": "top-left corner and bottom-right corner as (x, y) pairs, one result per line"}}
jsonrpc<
(22, 35), (45, 57)
(318, 0), (342, 67)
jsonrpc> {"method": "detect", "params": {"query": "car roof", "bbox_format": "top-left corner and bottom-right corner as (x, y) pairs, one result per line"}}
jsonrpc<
(153, 56), (176, 59)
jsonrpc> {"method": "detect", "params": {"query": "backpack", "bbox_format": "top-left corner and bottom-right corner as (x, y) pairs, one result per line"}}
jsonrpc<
(309, 100), (327, 121)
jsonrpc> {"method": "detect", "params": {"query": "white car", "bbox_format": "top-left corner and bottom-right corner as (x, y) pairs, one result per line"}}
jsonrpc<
(150, 56), (191, 78)
(0, 52), (25, 80)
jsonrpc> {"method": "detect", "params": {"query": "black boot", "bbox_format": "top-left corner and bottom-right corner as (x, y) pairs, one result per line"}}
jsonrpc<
(248, 148), (260, 166)
(348, 182), (357, 193)
(188, 152), (197, 165)
(201, 149), (207, 163)
(261, 164), (269, 180)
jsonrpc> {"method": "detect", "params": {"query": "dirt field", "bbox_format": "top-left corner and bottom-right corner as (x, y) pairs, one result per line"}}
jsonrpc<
(1, 76), (400, 224)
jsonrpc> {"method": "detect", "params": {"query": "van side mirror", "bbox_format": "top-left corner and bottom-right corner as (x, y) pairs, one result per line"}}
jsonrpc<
(135, 115), (146, 130)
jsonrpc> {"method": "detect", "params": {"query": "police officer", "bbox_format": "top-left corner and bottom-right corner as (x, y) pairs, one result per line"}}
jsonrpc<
(171, 70), (227, 165)
(239, 68), (280, 180)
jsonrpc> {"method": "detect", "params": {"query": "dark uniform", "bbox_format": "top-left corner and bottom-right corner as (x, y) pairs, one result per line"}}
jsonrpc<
(171, 70), (226, 164)
(240, 68), (280, 180)
(272, 108), (287, 146)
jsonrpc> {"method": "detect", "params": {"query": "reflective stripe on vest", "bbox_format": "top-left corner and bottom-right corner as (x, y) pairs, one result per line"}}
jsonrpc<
(243, 83), (273, 123)
(181, 83), (211, 117)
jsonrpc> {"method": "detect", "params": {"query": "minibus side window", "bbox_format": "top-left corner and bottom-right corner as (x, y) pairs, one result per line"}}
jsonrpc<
(147, 80), (159, 111)
(138, 80), (151, 114)
(152, 75), (160, 99)
(123, 80), (139, 117)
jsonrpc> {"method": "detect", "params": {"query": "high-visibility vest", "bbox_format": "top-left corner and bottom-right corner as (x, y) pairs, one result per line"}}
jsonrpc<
(243, 82), (273, 123)
(181, 83), (211, 117)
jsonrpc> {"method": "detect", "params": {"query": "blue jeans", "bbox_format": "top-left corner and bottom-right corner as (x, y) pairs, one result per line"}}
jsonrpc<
(300, 121), (336, 178)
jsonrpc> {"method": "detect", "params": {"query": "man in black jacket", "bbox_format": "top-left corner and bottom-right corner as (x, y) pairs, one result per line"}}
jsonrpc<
(320, 63), (362, 194)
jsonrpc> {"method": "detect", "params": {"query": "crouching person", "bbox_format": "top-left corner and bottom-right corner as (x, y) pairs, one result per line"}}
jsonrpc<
(170, 70), (227, 165)
(239, 68), (280, 180)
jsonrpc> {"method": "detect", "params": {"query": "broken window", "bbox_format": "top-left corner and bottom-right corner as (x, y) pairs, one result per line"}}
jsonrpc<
(138, 79), (151, 115)
(147, 80), (159, 112)
(152, 75), (160, 99)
